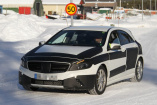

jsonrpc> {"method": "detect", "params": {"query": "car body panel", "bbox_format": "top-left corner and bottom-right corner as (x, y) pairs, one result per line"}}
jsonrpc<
(35, 45), (94, 55)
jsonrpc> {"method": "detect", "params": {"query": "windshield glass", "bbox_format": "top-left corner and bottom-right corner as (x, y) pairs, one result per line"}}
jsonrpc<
(46, 30), (107, 47)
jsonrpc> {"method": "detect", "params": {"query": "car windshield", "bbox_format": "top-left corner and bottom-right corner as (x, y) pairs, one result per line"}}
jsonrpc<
(46, 30), (107, 47)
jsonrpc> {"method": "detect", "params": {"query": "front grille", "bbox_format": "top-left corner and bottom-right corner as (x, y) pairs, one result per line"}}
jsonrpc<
(51, 63), (70, 73)
(28, 62), (42, 72)
(28, 62), (70, 73)
(31, 79), (63, 86)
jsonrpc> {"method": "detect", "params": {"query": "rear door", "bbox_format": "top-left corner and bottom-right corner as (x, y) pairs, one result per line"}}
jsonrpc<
(117, 30), (138, 71)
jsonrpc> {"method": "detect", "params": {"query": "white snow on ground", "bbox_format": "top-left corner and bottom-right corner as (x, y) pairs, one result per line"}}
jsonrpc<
(0, 12), (157, 105)
(0, 0), (34, 4)
(86, 12), (104, 20)
(0, 12), (45, 41)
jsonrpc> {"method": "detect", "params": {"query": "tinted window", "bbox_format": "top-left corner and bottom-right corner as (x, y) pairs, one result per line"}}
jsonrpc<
(122, 31), (134, 43)
(118, 31), (131, 45)
(108, 31), (120, 45)
(46, 30), (107, 47)
(108, 31), (121, 49)
(128, 35), (134, 43)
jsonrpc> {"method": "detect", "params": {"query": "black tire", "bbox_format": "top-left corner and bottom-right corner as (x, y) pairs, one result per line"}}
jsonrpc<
(88, 66), (107, 95)
(23, 85), (39, 91)
(131, 58), (143, 82)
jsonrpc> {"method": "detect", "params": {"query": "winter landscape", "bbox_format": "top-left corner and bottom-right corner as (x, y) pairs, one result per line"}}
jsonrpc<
(0, 10), (157, 105)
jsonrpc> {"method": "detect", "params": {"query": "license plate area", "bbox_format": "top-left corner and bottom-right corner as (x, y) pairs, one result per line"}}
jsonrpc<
(34, 74), (57, 81)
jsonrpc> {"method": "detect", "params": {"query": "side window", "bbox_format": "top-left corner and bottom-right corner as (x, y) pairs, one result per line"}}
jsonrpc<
(122, 31), (134, 43)
(108, 31), (120, 49)
(128, 35), (134, 43)
(108, 31), (120, 44)
(117, 31), (130, 45)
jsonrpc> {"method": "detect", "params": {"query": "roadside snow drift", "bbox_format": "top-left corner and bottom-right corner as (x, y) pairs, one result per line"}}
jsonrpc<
(0, 14), (45, 41)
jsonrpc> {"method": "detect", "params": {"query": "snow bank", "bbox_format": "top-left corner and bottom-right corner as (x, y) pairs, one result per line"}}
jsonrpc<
(0, 14), (45, 42)
(2, 10), (18, 15)
(86, 12), (105, 20)
(114, 10), (125, 14)
(0, 0), (34, 4)
(99, 8), (111, 10)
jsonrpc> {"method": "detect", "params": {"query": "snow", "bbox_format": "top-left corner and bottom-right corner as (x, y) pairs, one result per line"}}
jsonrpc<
(0, 11), (157, 105)
(0, 14), (45, 41)
(86, 12), (105, 20)
(114, 10), (125, 14)
(0, 0), (34, 4)
(0, 0), (82, 5)
(99, 8), (111, 10)
(42, 0), (81, 5)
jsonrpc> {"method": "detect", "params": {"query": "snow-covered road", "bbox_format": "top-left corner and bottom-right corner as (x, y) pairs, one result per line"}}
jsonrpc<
(0, 12), (157, 105)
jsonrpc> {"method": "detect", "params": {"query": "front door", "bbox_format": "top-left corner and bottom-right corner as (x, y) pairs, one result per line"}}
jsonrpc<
(107, 30), (127, 79)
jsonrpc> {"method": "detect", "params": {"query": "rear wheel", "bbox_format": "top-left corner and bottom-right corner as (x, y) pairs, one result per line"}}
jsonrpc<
(23, 85), (39, 91)
(88, 66), (107, 95)
(131, 59), (143, 82)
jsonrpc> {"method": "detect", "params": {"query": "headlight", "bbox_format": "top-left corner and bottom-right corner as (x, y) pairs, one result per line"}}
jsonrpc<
(21, 60), (25, 67)
(21, 57), (27, 68)
(70, 60), (92, 71)
(77, 63), (89, 70)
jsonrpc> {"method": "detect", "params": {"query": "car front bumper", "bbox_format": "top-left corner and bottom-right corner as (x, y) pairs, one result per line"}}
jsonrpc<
(19, 66), (98, 90)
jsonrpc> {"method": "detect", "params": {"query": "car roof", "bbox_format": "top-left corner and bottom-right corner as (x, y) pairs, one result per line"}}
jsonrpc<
(64, 26), (113, 31)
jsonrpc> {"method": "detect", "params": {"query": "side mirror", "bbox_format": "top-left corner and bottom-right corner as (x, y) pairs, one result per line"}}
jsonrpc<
(39, 41), (45, 46)
(109, 43), (121, 50)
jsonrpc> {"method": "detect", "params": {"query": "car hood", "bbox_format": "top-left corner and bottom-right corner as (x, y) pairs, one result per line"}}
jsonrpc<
(35, 45), (94, 55)
(24, 45), (103, 60)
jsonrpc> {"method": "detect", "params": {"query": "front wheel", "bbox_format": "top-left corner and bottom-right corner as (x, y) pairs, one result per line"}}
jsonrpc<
(88, 66), (107, 95)
(131, 58), (143, 82)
